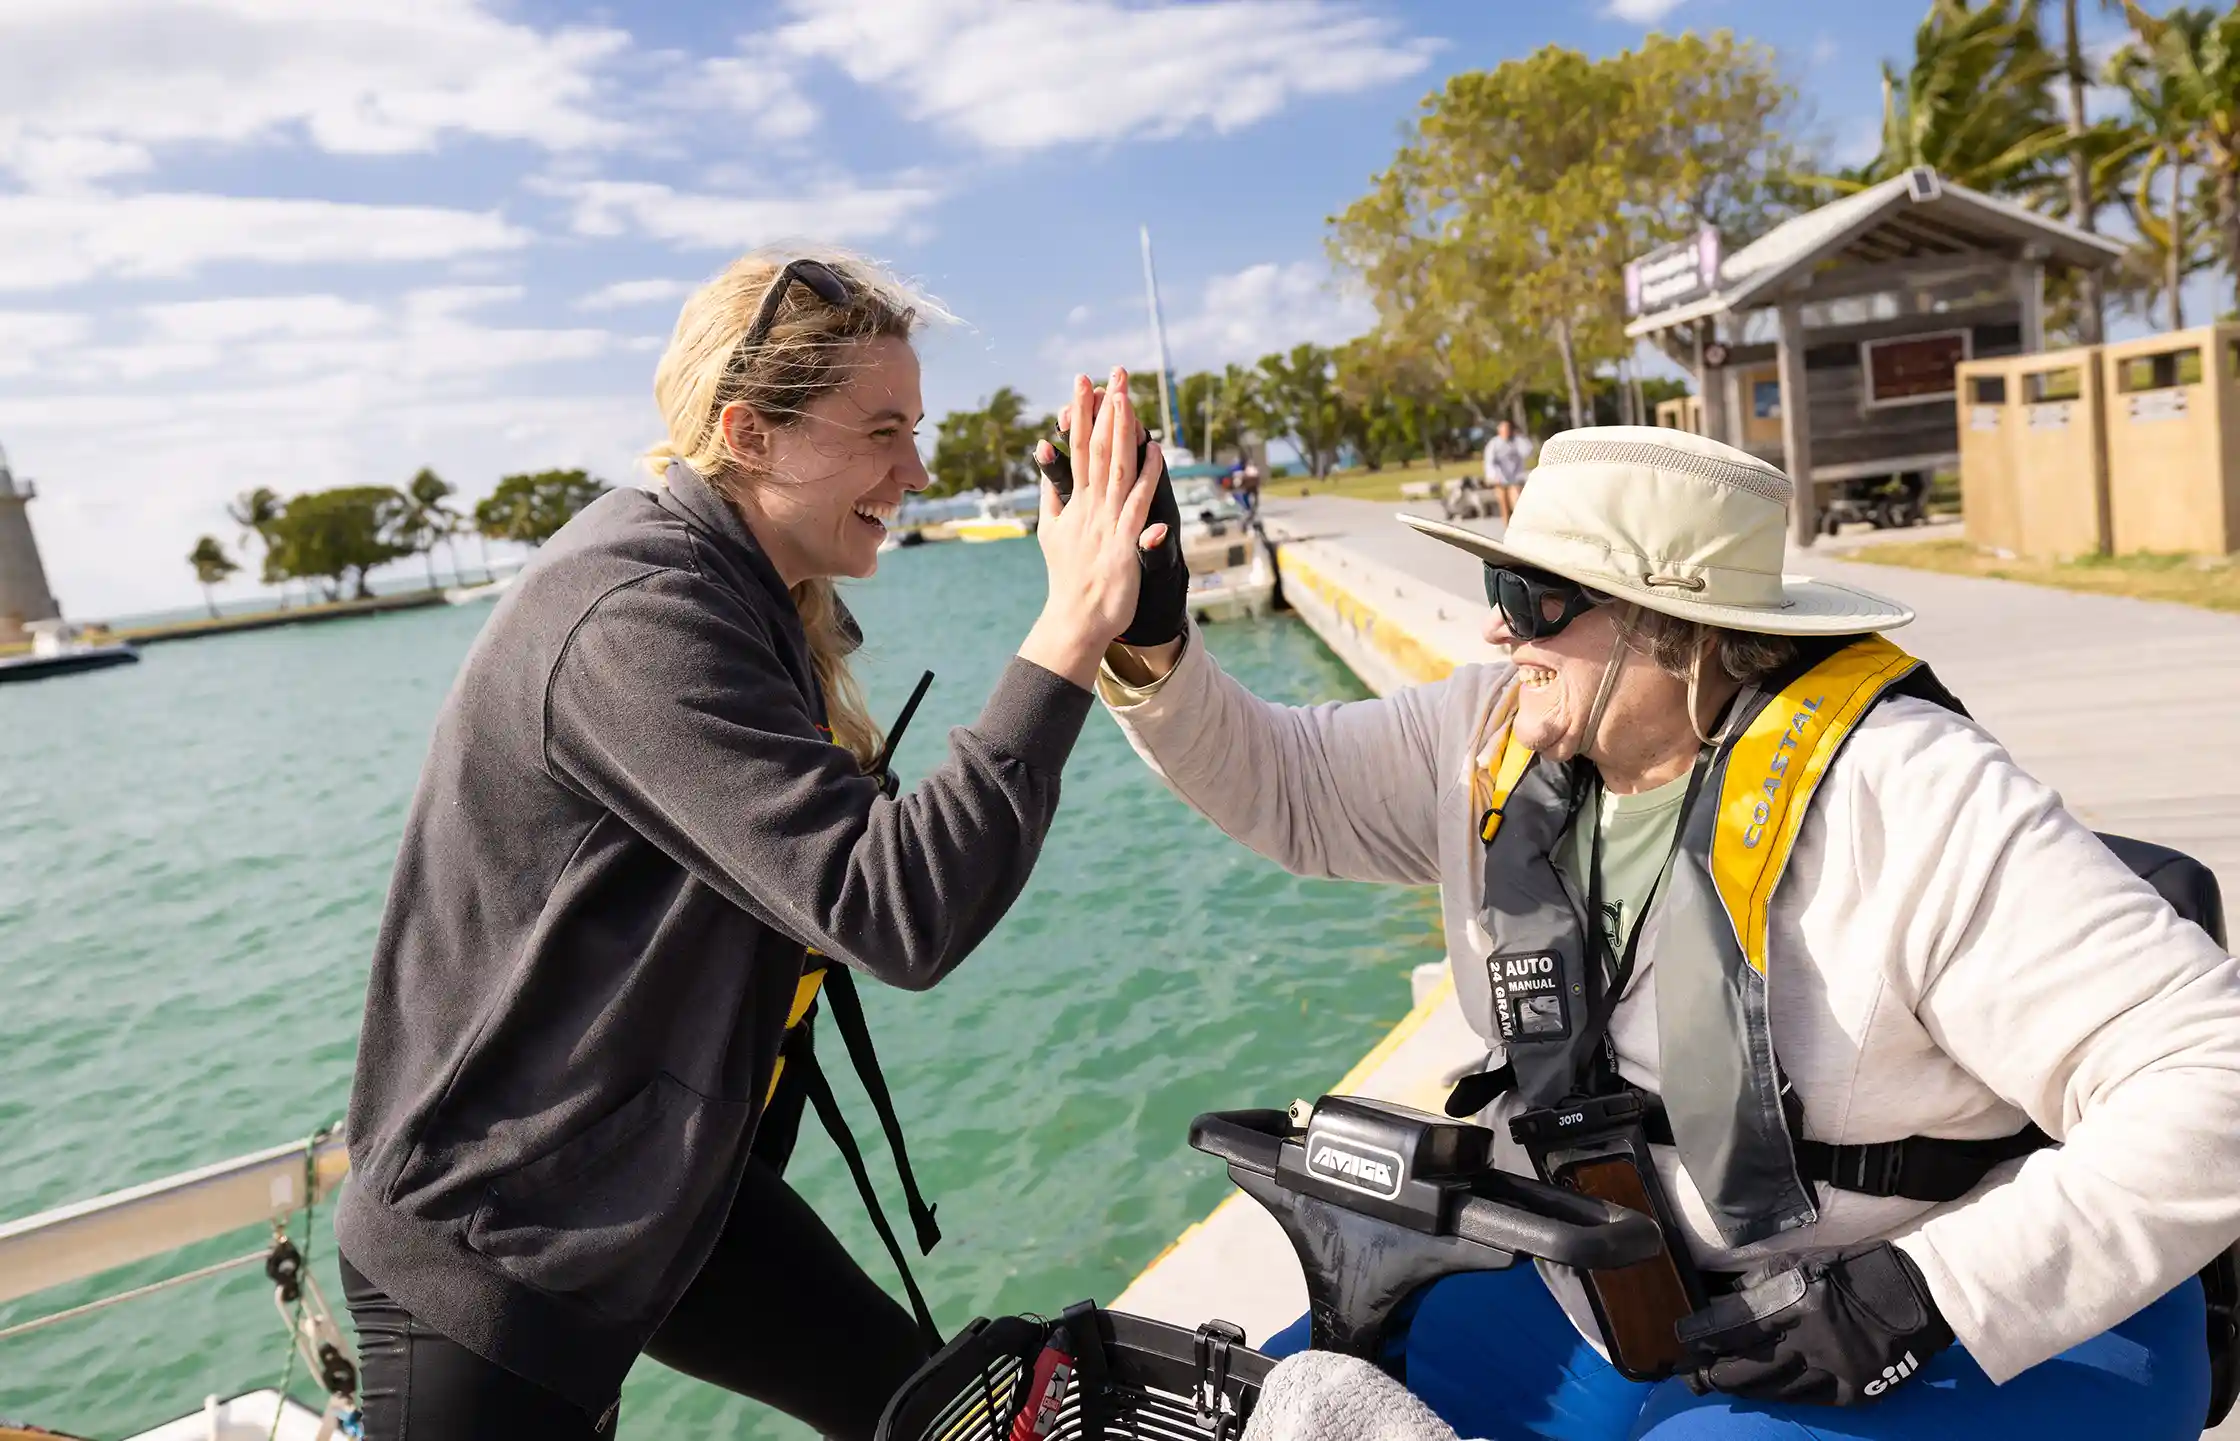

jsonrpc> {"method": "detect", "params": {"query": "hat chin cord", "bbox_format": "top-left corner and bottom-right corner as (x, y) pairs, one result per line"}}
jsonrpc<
(1578, 606), (1641, 759)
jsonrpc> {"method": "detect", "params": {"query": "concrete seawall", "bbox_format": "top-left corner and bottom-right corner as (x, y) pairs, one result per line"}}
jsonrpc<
(1269, 535), (1494, 696)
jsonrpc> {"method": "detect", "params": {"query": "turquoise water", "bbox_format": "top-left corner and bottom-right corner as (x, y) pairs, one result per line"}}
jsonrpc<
(0, 536), (1441, 1436)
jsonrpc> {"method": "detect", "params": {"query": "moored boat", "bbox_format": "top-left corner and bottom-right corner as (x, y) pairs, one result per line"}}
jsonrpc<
(1175, 483), (1277, 624)
(0, 620), (138, 683)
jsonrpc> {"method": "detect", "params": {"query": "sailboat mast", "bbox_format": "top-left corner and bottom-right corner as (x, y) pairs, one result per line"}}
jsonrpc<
(1139, 225), (1179, 450)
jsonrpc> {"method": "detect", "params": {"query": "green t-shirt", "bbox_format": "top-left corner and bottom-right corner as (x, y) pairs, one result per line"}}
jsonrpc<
(1556, 765), (1693, 979)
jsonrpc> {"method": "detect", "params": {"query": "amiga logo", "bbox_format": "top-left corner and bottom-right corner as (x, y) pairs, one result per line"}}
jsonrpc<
(1305, 1133), (1405, 1201)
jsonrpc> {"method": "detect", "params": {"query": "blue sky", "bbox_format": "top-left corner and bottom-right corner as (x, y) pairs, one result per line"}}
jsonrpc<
(0, 0), (2147, 616)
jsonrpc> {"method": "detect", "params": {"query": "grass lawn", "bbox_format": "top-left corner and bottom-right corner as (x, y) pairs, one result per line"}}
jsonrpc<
(1846, 540), (2240, 614)
(1273, 456), (1484, 505)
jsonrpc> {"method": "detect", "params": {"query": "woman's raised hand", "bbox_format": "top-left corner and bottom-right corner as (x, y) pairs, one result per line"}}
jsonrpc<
(1016, 368), (1169, 689)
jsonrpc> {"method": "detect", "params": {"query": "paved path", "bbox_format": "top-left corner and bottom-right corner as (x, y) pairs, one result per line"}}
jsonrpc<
(1262, 494), (2240, 891)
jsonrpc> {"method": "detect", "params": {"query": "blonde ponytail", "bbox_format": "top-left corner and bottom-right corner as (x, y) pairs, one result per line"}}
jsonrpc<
(645, 246), (947, 770)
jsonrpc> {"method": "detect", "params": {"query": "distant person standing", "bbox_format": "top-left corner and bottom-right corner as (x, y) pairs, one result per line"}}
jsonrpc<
(1237, 459), (1262, 519)
(1482, 419), (1533, 522)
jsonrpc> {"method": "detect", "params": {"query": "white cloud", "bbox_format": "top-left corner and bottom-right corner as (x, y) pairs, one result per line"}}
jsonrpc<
(44, 288), (610, 388)
(142, 295), (385, 343)
(7, 135), (153, 194)
(544, 178), (940, 249)
(699, 57), (822, 142)
(1046, 260), (1373, 377)
(0, 0), (630, 188)
(0, 310), (91, 375)
(768, 0), (1435, 153)
(1, 291), (645, 615)
(0, 191), (529, 292)
(577, 277), (700, 311)
(1604, 0), (1684, 21)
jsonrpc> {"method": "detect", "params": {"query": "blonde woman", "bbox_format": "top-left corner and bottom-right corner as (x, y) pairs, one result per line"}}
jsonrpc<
(334, 250), (1171, 1440)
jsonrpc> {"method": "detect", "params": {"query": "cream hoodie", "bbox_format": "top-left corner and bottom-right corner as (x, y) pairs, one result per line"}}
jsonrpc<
(1100, 629), (2240, 1384)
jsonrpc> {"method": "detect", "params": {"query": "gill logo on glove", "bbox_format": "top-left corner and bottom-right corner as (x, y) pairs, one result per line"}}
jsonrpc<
(1862, 1351), (1921, 1397)
(1306, 1135), (1404, 1199)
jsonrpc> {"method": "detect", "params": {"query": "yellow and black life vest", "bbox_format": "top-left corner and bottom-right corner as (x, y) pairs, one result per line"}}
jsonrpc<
(1467, 635), (1979, 1247)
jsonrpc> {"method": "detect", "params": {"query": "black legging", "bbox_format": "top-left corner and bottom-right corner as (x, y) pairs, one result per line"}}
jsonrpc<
(341, 1156), (931, 1440)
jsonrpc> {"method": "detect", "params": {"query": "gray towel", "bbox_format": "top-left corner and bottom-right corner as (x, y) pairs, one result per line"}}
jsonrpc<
(1240, 1352), (1459, 1441)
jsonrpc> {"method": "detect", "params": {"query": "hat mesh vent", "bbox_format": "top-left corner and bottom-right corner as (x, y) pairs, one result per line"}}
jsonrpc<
(1535, 437), (1792, 508)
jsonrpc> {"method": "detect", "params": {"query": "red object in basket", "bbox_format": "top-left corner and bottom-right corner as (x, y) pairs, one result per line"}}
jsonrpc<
(1008, 1326), (1076, 1441)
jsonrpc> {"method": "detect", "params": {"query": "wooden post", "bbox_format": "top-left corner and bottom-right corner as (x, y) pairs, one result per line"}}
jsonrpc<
(2015, 260), (2047, 354)
(1778, 302), (1816, 545)
(1696, 320), (1730, 444)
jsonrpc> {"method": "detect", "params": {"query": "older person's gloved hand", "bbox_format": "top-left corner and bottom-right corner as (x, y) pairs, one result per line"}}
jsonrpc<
(1677, 1241), (1955, 1407)
(1239, 1351), (1457, 1441)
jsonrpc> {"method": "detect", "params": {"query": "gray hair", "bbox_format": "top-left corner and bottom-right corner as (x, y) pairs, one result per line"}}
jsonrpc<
(1619, 604), (1797, 685)
(1612, 603), (1797, 745)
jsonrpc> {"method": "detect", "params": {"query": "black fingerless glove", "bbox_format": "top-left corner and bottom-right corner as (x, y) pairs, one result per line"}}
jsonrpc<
(1037, 433), (1188, 647)
(1677, 1242), (1954, 1407)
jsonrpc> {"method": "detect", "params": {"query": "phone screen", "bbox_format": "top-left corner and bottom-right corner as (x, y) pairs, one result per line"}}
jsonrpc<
(1553, 1155), (1694, 1378)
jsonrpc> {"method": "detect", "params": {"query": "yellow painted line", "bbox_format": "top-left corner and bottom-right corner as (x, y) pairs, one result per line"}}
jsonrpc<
(1329, 971), (1455, 1095)
(1126, 1190), (1258, 1281)
(1276, 547), (1461, 685)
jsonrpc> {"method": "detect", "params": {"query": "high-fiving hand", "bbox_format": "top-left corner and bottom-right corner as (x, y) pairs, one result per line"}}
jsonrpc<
(1015, 369), (1170, 689)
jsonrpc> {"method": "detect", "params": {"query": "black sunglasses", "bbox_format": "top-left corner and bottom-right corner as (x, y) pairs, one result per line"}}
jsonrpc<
(740, 258), (851, 355)
(1483, 563), (1607, 641)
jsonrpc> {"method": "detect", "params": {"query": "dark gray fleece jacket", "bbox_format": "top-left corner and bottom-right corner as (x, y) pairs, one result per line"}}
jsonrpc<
(333, 461), (1089, 1414)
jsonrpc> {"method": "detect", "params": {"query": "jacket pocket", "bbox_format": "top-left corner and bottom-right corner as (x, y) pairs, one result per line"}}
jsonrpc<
(466, 1073), (753, 1324)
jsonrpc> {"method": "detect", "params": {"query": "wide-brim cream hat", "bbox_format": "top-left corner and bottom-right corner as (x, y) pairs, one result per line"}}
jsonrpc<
(1400, 426), (1913, 635)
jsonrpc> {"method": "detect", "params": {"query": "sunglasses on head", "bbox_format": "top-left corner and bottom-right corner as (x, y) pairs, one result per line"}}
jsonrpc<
(739, 258), (852, 356)
(1483, 563), (1608, 641)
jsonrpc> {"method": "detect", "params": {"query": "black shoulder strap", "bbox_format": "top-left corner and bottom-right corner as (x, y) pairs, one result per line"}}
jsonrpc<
(820, 966), (943, 1254)
(1789, 1126), (2052, 1202)
(1630, 1095), (2052, 1202)
(800, 1047), (944, 1352)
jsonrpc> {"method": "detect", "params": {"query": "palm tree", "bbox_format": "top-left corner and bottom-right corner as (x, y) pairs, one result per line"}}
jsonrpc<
(2124, 1), (2240, 312)
(225, 486), (285, 608)
(187, 535), (239, 619)
(401, 467), (463, 590)
(1833, 1), (2073, 196)
(2107, 9), (2217, 330)
(2057, 0), (2130, 341)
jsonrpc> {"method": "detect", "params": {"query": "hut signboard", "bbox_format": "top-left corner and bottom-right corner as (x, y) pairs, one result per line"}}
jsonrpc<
(1624, 169), (2126, 542)
(1862, 329), (1971, 407)
(1624, 227), (1721, 317)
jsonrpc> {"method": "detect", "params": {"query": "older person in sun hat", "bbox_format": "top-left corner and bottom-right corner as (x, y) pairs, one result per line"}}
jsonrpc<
(1093, 424), (2240, 1441)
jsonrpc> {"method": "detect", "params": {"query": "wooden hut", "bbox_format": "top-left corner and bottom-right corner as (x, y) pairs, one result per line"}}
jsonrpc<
(1625, 169), (2126, 542)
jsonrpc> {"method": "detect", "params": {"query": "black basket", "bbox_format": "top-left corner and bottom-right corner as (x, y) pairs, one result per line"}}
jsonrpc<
(875, 1304), (1271, 1441)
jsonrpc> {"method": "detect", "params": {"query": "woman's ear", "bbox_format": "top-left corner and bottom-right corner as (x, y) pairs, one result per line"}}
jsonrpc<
(719, 401), (771, 467)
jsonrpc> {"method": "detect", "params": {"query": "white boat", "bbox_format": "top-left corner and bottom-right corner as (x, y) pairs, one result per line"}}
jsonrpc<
(1174, 483), (1277, 624)
(0, 619), (138, 683)
(953, 498), (1034, 543)
(441, 573), (515, 606)
(0, 1129), (362, 1439)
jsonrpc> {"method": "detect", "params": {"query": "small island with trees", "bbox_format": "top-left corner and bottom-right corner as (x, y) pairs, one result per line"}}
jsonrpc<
(160, 467), (610, 647)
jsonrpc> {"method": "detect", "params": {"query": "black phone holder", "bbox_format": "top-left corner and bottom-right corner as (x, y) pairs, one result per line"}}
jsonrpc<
(1188, 1095), (1662, 1367)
